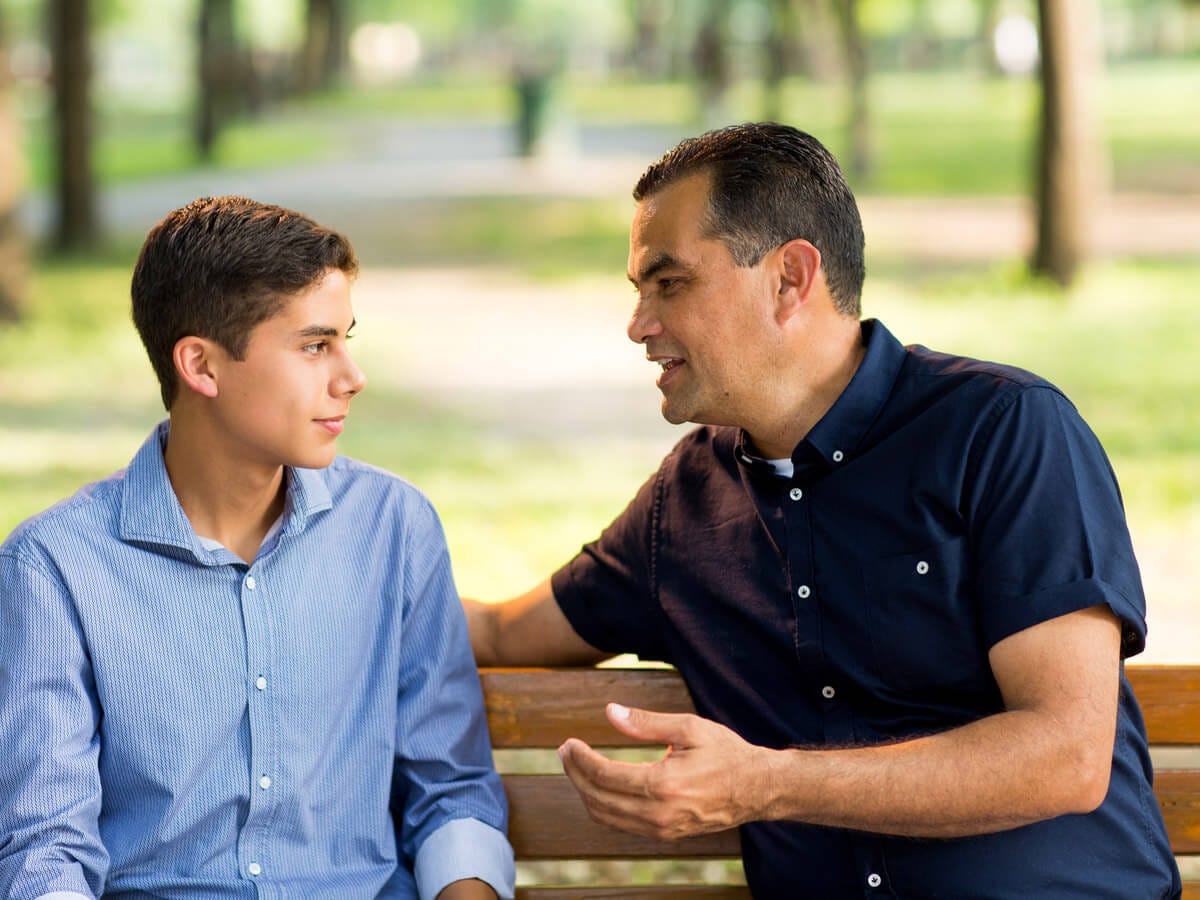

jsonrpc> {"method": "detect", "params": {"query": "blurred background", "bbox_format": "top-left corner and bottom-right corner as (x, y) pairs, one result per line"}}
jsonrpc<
(1, 0), (1198, 887)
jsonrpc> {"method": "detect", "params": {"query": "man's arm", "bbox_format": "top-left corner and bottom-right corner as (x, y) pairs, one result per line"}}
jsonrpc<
(0, 550), (107, 897)
(464, 578), (610, 667)
(558, 604), (1120, 839)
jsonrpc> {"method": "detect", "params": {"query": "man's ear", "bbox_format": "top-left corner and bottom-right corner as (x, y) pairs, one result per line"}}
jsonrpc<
(775, 239), (822, 324)
(172, 336), (221, 400)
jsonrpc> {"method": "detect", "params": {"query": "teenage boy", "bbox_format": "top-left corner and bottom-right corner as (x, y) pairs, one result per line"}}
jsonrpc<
(0, 196), (514, 900)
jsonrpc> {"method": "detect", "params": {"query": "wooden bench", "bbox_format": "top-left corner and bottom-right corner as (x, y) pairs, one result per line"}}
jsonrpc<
(481, 665), (1200, 899)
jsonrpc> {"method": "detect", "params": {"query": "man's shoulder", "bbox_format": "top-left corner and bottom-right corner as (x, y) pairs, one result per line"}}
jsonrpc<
(904, 344), (1057, 393)
(0, 470), (126, 568)
(898, 344), (1072, 424)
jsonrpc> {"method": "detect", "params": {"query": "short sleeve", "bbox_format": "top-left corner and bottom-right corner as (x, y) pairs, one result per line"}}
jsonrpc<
(551, 468), (673, 663)
(966, 386), (1147, 656)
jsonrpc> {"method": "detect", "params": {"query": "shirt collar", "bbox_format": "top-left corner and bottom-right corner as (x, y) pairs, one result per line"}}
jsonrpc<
(118, 420), (333, 562)
(736, 318), (907, 475)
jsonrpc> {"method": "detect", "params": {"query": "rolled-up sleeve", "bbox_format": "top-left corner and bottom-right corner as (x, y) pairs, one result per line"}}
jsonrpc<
(414, 817), (514, 900)
(391, 498), (514, 900)
(0, 549), (108, 898)
(966, 386), (1148, 656)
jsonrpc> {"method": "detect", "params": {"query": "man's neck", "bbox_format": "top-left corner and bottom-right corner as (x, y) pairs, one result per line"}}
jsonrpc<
(744, 317), (867, 460)
(162, 414), (287, 564)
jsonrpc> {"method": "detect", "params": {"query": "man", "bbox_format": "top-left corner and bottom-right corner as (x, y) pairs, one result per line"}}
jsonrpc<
(466, 124), (1181, 897)
(0, 197), (514, 899)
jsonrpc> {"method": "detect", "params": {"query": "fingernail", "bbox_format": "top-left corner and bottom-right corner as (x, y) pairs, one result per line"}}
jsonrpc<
(609, 703), (630, 720)
(557, 743), (567, 760)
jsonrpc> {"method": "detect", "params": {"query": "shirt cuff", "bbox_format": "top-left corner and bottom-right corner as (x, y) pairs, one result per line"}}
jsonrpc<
(413, 817), (515, 900)
(35, 894), (94, 900)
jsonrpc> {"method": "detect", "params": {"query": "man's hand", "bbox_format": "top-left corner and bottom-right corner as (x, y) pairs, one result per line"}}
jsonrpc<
(557, 702), (771, 840)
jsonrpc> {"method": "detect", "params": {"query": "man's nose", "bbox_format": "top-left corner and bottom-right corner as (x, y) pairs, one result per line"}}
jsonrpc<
(627, 298), (663, 344)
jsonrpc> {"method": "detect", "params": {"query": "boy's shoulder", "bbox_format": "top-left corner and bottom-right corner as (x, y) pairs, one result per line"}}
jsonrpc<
(318, 455), (439, 519)
(0, 470), (127, 568)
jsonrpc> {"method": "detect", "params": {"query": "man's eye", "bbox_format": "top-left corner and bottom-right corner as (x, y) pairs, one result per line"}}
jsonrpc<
(659, 278), (678, 292)
(303, 342), (328, 355)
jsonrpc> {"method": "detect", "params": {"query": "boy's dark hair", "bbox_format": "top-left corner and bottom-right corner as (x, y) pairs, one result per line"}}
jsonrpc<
(131, 196), (359, 409)
(633, 122), (865, 316)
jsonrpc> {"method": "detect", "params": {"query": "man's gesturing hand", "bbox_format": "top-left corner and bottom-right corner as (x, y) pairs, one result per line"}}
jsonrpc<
(557, 702), (774, 841)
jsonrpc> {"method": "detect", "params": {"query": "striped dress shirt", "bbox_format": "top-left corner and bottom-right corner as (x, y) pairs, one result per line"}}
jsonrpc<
(0, 422), (514, 899)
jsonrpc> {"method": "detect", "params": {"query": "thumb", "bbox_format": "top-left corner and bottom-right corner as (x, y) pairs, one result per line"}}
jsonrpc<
(607, 703), (697, 745)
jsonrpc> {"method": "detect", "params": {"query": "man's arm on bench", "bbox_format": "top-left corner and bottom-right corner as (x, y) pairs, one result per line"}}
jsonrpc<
(463, 578), (609, 667)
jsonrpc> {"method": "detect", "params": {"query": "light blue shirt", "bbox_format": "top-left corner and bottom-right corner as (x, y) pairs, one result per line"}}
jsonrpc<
(0, 423), (514, 899)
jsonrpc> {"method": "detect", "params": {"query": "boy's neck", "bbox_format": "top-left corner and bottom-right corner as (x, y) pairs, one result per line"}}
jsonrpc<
(162, 413), (288, 565)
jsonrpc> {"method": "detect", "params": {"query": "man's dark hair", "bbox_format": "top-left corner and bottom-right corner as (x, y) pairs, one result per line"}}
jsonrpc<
(633, 123), (865, 316)
(131, 196), (358, 409)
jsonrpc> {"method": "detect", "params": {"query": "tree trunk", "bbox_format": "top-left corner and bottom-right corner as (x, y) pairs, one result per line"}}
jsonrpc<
(763, 0), (797, 122)
(0, 12), (26, 320)
(1032, 0), (1104, 287)
(195, 0), (237, 161)
(49, 0), (97, 252)
(298, 0), (345, 93)
(694, 0), (733, 129)
(834, 0), (873, 180)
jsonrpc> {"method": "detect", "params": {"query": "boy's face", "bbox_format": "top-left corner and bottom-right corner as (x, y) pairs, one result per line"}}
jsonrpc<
(210, 267), (365, 471)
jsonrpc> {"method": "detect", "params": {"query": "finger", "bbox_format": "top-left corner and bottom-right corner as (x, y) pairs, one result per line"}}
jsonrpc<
(607, 703), (700, 746)
(558, 745), (669, 838)
(559, 738), (662, 797)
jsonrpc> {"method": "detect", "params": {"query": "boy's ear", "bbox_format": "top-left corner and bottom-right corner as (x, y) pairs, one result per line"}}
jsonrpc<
(172, 336), (221, 400)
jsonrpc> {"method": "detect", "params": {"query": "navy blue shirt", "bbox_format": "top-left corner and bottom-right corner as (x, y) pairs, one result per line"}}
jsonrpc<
(552, 320), (1181, 899)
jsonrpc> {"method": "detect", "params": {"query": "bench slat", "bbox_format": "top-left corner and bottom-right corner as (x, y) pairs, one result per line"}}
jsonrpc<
(1127, 666), (1200, 745)
(1157, 770), (1200, 854)
(1183, 881), (1199, 900)
(485, 668), (692, 748)
(516, 889), (752, 899)
(505, 774), (741, 860)
(484, 667), (1200, 749)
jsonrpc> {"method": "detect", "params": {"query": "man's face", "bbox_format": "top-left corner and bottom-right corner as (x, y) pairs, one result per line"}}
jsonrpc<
(626, 173), (780, 428)
(209, 267), (365, 471)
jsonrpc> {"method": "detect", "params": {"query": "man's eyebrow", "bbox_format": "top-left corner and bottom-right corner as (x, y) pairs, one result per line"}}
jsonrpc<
(628, 253), (682, 287)
(297, 319), (355, 338)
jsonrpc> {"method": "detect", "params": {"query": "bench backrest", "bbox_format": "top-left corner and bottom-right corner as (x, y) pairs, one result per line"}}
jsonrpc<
(480, 665), (1200, 899)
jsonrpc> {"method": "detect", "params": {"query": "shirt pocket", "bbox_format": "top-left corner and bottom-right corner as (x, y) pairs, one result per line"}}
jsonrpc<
(860, 536), (990, 697)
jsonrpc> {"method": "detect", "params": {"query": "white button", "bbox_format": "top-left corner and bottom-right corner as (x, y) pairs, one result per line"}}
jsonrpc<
(797, 585), (811, 599)
(832, 450), (844, 462)
(821, 685), (836, 699)
(245, 575), (257, 590)
(867, 873), (882, 888)
(259, 775), (272, 790)
(789, 487), (803, 501)
(916, 561), (930, 575)
(248, 862), (262, 876)
(255, 676), (267, 691)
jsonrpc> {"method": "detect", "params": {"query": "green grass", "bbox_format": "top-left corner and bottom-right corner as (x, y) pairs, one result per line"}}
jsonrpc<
(22, 108), (337, 190)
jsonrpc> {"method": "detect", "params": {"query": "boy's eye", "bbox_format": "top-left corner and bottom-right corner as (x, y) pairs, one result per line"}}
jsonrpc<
(303, 341), (328, 355)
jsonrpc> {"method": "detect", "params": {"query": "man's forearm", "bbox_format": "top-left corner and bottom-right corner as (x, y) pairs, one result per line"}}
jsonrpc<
(757, 706), (1112, 837)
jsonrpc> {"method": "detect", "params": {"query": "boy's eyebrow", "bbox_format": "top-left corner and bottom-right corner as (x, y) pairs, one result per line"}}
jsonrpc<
(297, 318), (356, 338)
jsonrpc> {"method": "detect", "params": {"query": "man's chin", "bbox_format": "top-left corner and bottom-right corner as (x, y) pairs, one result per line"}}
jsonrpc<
(659, 400), (693, 426)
